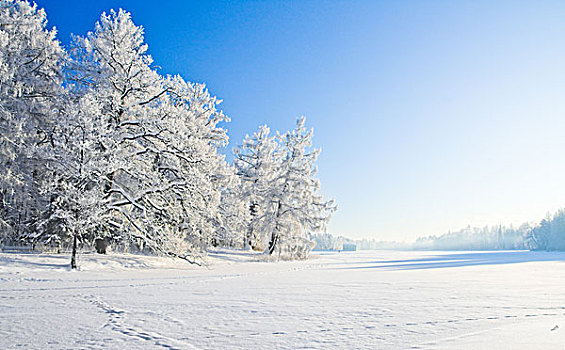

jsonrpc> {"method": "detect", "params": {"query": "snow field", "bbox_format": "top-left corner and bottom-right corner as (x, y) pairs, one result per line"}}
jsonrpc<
(1, 250), (565, 349)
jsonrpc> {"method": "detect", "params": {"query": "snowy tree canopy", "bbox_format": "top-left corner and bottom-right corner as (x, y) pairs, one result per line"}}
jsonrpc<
(0, 1), (337, 266)
(0, 0), (65, 243)
(235, 119), (336, 258)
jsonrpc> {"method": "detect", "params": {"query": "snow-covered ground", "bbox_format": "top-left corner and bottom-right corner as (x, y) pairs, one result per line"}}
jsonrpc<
(1, 250), (565, 349)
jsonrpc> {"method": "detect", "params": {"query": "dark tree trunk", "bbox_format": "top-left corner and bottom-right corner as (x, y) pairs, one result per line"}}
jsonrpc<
(70, 232), (78, 269)
(245, 202), (258, 249)
(267, 231), (279, 255)
(267, 201), (282, 255)
(95, 237), (108, 254)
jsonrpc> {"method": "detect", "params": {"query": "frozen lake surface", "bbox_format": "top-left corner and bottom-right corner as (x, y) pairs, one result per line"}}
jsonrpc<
(1, 250), (565, 349)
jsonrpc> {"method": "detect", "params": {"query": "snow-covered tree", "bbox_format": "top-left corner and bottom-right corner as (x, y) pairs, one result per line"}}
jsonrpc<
(0, 2), (338, 265)
(528, 210), (565, 251)
(152, 74), (230, 257)
(265, 117), (336, 257)
(55, 9), (231, 263)
(0, 0), (64, 244)
(75, 9), (185, 257)
(212, 162), (250, 248)
(34, 91), (114, 263)
(234, 125), (281, 251)
(235, 119), (336, 258)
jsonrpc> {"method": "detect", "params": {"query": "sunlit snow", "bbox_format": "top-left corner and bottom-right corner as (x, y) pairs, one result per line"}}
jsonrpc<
(2, 250), (565, 349)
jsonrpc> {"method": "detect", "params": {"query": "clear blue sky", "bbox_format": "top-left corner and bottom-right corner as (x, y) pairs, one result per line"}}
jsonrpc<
(38, 0), (565, 241)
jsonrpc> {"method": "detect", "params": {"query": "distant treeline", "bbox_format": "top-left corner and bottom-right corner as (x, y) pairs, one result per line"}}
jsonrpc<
(411, 224), (530, 250)
(314, 208), (565, 251)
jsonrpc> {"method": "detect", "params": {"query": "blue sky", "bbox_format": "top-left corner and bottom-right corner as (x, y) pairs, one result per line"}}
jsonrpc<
(38, 0), (565, 241)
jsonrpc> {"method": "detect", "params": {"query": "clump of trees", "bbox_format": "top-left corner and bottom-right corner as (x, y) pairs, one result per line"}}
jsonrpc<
(527, 209), (565, 251)
(348, 213), (565, 252)
(234, 121), (336, 258)
(312, 209), (565, 252)
(0, 1), (336, 266)
(411, 210), (565, 251)
(310, 233), (356, 251)
(412, 224), (531, 251)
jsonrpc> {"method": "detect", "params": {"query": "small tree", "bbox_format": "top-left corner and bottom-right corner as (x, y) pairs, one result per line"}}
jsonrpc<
(234, 119), (336, 258)
(265, 117), (336, 257)
(234, 125), (281, 250)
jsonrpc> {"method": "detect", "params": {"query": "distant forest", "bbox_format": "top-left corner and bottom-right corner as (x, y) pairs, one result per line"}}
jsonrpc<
(312, 208), (565, 251)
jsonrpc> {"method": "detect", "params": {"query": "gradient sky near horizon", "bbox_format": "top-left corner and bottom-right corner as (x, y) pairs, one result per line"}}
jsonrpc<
(38, 0), (565, 241)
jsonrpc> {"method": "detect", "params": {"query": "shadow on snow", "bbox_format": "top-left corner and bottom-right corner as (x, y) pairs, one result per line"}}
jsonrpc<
(333, 251), (565, 271)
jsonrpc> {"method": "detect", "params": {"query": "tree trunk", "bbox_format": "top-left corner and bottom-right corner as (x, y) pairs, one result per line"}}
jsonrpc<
(70, 232), (77, 269)
(267, 201), (282, 255)
(267, 231), (279, 255)
(95, 237), (107, 254)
